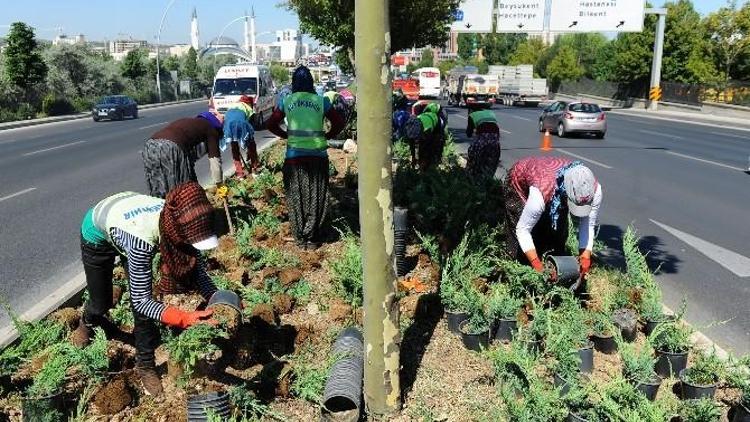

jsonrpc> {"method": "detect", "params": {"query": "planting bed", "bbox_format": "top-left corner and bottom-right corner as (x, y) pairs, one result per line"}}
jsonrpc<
(0, 138), (748, 422)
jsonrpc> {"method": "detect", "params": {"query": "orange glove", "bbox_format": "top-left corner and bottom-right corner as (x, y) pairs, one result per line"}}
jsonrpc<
(530, 257), (544, 273)
(579, 255), (592, 276)
(161, 307), (215, 329)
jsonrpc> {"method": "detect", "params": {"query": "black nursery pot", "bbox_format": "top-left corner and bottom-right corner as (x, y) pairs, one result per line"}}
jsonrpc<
(22, 391), (64, 422)
(578, 341), (594, 374)
(679, 368), (718, 400)
(732, 401), (750, 422)
(458, 320), (490, 352)
(445, 310), (468, 335)
(591, 332), (617, 354)
(187, 391), (231, 421)
(629, 375), (662, 401)
(553, 372), (573, 396)
(492, 318), (517, 343)
(643, 314), (676, 336)
(655, 349), (689, 378)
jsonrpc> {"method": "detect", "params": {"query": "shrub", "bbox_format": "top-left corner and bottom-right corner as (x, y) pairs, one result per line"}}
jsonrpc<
(487, 283), (523, 321)
(619, 340), (658, 382)
(682, 348), (725, 385)
(165, 323), (228, 380)
(679, 397), (721, 422)
(439, 232), (491, 315)
(727, 355), (750, 406)
(622, 226), (662, 317)
(0, 311), (65, 376)
(498, 258), (548, 298)
(329, 229), (363, 307)
(649, 317), (692, 354)
(41, 94), (75, 116)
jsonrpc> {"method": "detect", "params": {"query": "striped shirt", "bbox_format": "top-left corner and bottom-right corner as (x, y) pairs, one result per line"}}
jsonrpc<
(110, 228), (216, 320)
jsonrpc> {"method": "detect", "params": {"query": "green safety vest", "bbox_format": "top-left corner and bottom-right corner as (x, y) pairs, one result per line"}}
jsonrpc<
(92, 192), (164, 252)
(423, 102), (441, 115)
(469, 109), (497, 126)
(418, 112), (438, 133)
(323, 91), (339, 104)
(284, 92), (327, 151)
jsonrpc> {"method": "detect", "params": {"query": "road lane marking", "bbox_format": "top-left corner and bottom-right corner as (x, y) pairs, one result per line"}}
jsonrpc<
(138, 122), (166, 130)
(511, 115), (532, 121)
(22, 140), (86, 157)
(0, 187), (36, 203)
(609, 110), (750, 133)
(639, 129), (684, 140)
(664, 151), (744, 172)
(555, 148), (613, 169)
(650, 219), (750, 277)
(710, 131), (747, 140)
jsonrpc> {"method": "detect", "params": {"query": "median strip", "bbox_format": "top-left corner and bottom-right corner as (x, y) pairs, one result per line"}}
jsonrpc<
(22, 140), (86, 157)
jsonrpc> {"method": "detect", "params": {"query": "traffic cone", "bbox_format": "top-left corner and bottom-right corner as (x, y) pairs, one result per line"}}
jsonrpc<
(540, 129), (553, 151)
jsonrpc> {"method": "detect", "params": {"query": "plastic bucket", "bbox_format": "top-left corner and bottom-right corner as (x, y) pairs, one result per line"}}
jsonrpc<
(679, 368), (718, 400)
(208, 290), (242, 313)
(186, 391), (231, 421)
(545, 256), (580, 287)
(492, 319), (517, 343)
(629, 376), (662, 401)
(591, 333), (617, 354)
(732, 402), (750, 422)
(445, 310), (468, 335)
(655, 349), (688, 378)
(578, 342), (594, 374)
(458, 320), (489, 352)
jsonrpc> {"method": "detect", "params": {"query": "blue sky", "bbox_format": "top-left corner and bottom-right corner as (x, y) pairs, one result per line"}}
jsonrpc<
(0, 0), (738, 45)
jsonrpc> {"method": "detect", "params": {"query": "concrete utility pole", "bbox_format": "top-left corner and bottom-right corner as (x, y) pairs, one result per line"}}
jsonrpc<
(355, 0), (401, 416)
(156, 0), (179, 103)
(646, 8), (667, 111)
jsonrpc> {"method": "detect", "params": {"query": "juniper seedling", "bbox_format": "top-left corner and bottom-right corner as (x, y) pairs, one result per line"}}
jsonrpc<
(679, 397), (722, 422)
(165, 323), (228, 381)
(0, 309), (65, 376)
(649, 316), (692, 354)
(329, 229), (363, 307)
(229, 383), (284, 421)
(487, 283), (523, 321)
(682, 348), (725, 385)
(618, 340), (658, 383)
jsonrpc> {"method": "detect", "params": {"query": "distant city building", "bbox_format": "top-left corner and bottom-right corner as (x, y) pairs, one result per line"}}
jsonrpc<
(110, 39), (147, 55)
(271, 29), (305, 65)
(169, 44), (192, 56)
(191, 7), (200, 50)
(53, 33), (85, 46)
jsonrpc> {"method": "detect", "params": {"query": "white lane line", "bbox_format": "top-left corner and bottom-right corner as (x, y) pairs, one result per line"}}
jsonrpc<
(639, 129), (684, 140)
(610, 110), (750, 133)
(710, 131), (747, 140)
(138, 122), (166, 130)
(664, 151), (745, 172)
(650, 219), (750, 277)
(555, 148), (613, 169)
(511, 115), (532, 121)
(22, 140), (86, 157)
(0, 187), (36, 203)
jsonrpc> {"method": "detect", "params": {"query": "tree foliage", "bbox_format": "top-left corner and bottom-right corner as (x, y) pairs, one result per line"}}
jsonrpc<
(182, 47), (198, 80)
(481, 34), (526, 65)
(270, 63), (290, 85)
(546, 45), (584, 90)
(3, 22), (47, 92)
(704, 0), (750, 82)
(121, 49), (148, 81)
(417, 48), (434, 68)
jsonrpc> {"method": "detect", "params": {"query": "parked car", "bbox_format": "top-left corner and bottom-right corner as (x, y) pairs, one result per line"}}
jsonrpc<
(92, 95), (138, 121)
(539, 101), (606, 138)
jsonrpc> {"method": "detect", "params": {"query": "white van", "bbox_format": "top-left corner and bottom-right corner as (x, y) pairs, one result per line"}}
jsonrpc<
(209, 64), (275, 127)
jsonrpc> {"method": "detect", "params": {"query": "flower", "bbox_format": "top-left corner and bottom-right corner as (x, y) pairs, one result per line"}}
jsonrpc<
(216, 185), (229, 200)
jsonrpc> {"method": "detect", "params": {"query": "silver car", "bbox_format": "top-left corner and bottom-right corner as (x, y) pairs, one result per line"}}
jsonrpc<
(539, 101), (607, 139)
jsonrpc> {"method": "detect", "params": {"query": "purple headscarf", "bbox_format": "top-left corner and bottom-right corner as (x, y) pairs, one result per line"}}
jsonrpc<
(197, 111), (223, 130)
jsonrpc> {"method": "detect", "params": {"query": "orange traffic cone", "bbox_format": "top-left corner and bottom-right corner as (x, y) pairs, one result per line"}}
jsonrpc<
(540, 129), (553, 151)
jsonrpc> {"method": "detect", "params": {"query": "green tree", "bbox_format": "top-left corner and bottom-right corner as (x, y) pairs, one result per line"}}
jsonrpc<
(661, 0), (720, 84)
(481, 34), (526, 65)
(458, 33), (477, 61)
(182, 47), (198, 80)
(508, 38), (547, 69)
(286, 0), (460, 64)
(417, 48), (434, 68)
(121, 49), (147, 81)
(46, 45), (96, 98)
(163, 55), (180, 72)
(335, 49), (355, 74)
(546, 45), (584, 89)
(704, 0), (750, 83)
(270, 63), (290, 85)
(3, 22), (47, 93)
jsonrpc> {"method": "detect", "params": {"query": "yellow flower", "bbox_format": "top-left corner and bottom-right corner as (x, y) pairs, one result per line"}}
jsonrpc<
(216, 185), (229, 200)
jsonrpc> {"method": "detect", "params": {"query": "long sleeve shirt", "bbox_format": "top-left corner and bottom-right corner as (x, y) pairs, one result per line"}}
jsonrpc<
(516, 184), (603, 253)
(266, 95), (345, 142)
(110, 228), (216, 320)
(151, 118), (223, 183)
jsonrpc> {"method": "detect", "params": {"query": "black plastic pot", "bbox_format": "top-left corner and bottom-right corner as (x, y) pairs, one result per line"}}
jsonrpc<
(492, 318), (517, 343)
(628, 376), (662, 401)
(655, 349), (689, 378)
(568, 412), (589, 422)
(445, 310), (468, 335)
(578, 342), (594, 374)
(393, 207), (409, 277)
(22, 391), (64, 422)
(643, 314), (676, 336)
(208, 290), (242, 312)
(591, 332), (617, 354)
(458, 320), (489, 352)
(679, 368), (718, 400)
(546, 256), (580, 287)
(613, 308), (638, 342)
(554, 372), (573, 396)
(732, 402), (750, 422)
(187, 391), (231, 421)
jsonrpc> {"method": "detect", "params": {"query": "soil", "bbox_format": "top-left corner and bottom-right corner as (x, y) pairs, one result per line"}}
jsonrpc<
(209, 303), (242, 334)
(107, 341), (136, 373)
(272, 294), (294, 315)
(251, 303), (277, 326)
(47, 307), (80, 330)
(328, 299), (353, 322)
(226, 267), (249, 286)
(92, 374), (132, 415)
(278, 268), (303, 287)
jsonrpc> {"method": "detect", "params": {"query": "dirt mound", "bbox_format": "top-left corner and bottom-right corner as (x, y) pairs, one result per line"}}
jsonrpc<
(107, 341), (136, 373)
(210, 303), (242, 334)
(251, 304), (277, 326)
(48, 307), (80, 330)
(227, 267), (249, 286)
(92, 375), (132, 415)
(272, 294), (294, 315)
(278, 268), (303, 287)
(329, 300), (353, 322)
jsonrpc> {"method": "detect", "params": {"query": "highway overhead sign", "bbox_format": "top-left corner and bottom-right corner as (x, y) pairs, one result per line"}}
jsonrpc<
(450, 0), (494, 32)
(496, 0), (546, 32)
(549, 0), (646, 32)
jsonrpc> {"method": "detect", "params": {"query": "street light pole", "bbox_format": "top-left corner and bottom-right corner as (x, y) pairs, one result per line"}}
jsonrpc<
(156, 0), (178, 103)
(646, 8), (667, 111)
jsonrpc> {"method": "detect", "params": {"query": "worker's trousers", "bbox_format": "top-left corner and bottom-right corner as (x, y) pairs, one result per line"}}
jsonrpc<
(80, 236), (159, 367)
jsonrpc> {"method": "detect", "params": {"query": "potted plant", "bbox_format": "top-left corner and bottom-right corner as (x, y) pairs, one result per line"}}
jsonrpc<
(589, 310), (617, 354)
(727, 355), (750, 422)
(680, 349), (724, 400)
(679, 397), (722, 422)
(487, 340), (540, 396)
(618, 340), (662, 401)
(649, 318), (692, 378)
(440, 276), (470, 335)
(458, 312), (490, 352)
(487, 283), (523, 343)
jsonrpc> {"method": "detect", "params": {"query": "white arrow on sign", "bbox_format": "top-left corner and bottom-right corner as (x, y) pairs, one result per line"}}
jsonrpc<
(549, 0), (646, 32)
(450, 0), (494, 33)
(496, 0), (546, 33)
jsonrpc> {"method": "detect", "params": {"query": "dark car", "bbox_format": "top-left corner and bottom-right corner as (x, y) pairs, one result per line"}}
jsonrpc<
(92, 95), (138, 121)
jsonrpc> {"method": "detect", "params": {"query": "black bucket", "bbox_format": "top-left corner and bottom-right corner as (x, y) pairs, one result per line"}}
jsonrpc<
(655, 349), (689, 378)
(321, 328), (364, 422)
(445, 310), (468, 335)
(732, 402), (750, 422)
(458, 320), (489, 352)
(679, 369), (717, 400)
(578, 342), (594, 374)
(613, 308), (638, 342)
(22, 391), (64, 422)
(393, 207), (409, 277)
(545, 256), (580, 287)
(643, 315), (676, 336)
(630, 376), (662, 401)
(187, 391), (231, 421)
(553, 372), (572, 396)
(492, 319), (517, 343)
(591, 333), (617, 354)
(208, 289), (242, 312)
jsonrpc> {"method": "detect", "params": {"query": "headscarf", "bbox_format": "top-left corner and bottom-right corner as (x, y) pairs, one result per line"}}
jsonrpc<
(292, 66), (315, 94)
(197, 111), (223, 131)
(158, 182), (216, 294)
(549, 161), (583, 230)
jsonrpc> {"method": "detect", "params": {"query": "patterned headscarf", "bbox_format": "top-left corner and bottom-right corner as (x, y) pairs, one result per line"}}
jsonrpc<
(549, 161), (583, 230)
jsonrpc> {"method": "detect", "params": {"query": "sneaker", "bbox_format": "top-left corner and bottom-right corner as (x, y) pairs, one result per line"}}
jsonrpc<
(70, 319), (93, 348)
(137, 366), (164, 396)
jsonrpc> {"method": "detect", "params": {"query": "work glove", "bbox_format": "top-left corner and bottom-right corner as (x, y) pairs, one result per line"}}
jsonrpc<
(160, 307), (215, 329)
(579, 254), (592, 276)
(530, 257), (544, 273)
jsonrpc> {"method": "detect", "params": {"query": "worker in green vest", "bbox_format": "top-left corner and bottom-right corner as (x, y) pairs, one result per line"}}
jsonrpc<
(465, 106), (502, 179)
(403, 105), (444, 171)
(267, 66), (345, 249)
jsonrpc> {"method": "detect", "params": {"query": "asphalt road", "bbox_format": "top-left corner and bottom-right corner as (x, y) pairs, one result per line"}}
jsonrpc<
(0, 102), (278, 330)
(446, 103), (750, 354)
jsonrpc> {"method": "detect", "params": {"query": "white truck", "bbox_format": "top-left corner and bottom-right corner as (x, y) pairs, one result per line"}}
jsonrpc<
(489, 65), (548, 106)
(446, 68), (497, 108)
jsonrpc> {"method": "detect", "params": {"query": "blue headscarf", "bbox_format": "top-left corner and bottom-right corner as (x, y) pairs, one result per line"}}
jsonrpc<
(220, 108), (254, 151)
(196, 111), (223, 131)
(549, 160), (583, 230)
(292, 66), (315, 94)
